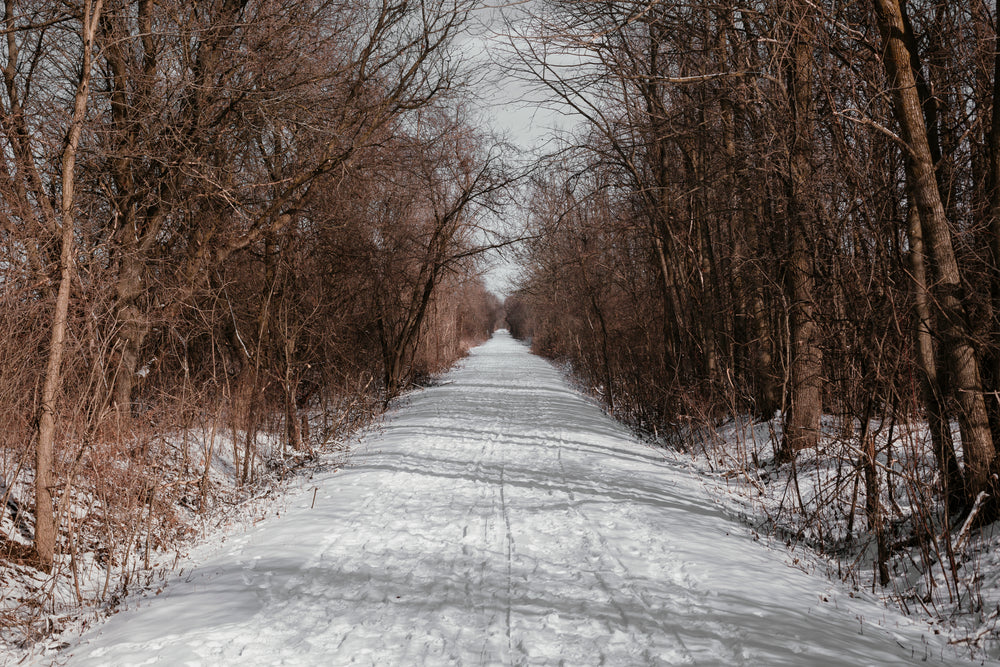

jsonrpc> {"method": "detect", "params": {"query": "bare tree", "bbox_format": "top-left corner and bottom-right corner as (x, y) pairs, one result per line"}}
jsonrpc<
(871, 0), (995, 505)
(778, 0), (823, 459)
(0, 0), (105, 571)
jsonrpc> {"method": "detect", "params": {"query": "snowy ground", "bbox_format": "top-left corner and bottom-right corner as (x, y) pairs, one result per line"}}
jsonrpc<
(44, 331), (972, 665)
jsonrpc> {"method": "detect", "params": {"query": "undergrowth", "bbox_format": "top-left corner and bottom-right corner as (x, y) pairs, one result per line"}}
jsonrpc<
(0, 392), (381, 663)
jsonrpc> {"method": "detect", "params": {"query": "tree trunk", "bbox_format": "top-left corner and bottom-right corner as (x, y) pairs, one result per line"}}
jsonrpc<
(110, 247), (148, 419)
(643, 17), (682, 378)
(873, 0), (996, 502)
(284, 337), (302, 452)
(907, 204), (965, 514)
(779, 1), (823, 460)
(861, 407), (890, 586)
(101, 2), (164, 422)
(34, 229), (71, 572)
(33, 0), (103, 571)
(986, 23), (1000, 449)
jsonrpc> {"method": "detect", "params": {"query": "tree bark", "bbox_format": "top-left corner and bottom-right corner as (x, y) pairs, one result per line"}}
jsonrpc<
(101, 5), (160, 420)
(110, 247), (148, 418)
(986, 21), (1000, 448)
(907, 204), (965, 514)
(873, 0), (997, 501)
(779, 1), (823, 460)
(33, 0), (103, 571)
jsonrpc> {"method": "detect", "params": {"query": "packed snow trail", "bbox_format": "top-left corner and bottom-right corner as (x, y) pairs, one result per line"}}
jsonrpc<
(61, 331), (953, 666)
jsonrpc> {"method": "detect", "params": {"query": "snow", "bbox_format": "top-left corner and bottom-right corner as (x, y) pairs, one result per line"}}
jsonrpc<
(49, 331), (967, 665)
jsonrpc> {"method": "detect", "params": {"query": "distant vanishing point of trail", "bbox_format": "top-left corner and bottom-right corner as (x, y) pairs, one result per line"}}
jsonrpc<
(62, 332), (951, 666)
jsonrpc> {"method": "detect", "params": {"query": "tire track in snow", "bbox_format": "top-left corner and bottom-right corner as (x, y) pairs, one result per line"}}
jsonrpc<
(471, 410), (514, 665)
(498, 446), (515, 663)
(472, 404), (517, 664)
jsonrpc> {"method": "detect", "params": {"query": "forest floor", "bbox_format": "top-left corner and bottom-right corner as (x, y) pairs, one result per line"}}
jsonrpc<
(0, 392), (375, 663)
(675, 394), (1000, 662)
(16, 330), (983, 665)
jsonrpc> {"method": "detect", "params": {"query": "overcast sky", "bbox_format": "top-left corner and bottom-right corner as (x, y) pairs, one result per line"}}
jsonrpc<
(459, 5), (575, 297)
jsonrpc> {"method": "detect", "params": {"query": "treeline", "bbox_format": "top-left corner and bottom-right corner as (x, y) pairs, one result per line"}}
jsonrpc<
(0, 0), (506, 575)
(505, 1), (1000, 563)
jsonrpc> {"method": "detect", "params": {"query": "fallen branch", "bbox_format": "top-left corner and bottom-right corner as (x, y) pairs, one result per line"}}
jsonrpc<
(953, 491), (989, 553)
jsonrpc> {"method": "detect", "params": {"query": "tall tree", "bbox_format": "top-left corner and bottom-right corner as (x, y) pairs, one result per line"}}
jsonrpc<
(22, 0), (104, 571)
(872, 0), (996, 504)
(779, 0), (823, 459)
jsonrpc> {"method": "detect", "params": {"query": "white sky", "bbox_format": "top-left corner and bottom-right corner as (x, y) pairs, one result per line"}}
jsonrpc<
(459, 6), (574, 297)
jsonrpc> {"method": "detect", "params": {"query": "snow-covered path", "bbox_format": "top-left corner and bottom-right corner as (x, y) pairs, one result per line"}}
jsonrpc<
(62, 332), (952, 665)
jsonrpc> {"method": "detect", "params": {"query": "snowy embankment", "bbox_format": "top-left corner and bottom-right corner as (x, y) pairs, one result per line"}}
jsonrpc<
(44, 331), (969, 665)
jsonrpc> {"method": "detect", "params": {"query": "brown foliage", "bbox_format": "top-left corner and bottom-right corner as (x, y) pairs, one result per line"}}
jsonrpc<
(506, 0), (1000, 590)
(0, 0), (510, 637)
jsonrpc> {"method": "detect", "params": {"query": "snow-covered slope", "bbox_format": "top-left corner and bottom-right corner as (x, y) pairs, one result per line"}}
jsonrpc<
(55, 331), (962, 665)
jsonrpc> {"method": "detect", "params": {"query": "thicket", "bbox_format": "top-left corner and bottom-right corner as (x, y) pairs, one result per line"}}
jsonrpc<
(504, 0), (1000, 621)
(0, 0), (507, 635)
